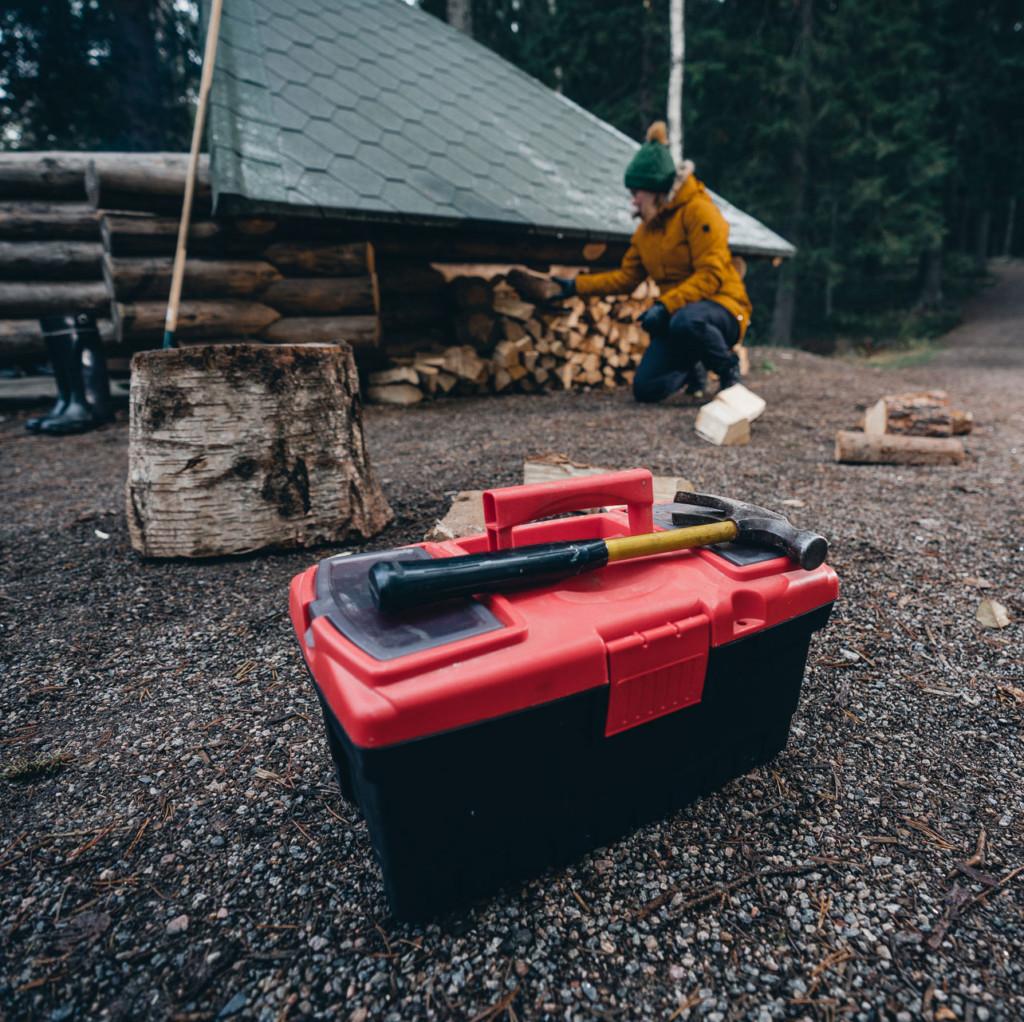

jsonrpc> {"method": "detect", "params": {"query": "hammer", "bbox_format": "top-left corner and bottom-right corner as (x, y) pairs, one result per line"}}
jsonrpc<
(368, 492), (828, 614)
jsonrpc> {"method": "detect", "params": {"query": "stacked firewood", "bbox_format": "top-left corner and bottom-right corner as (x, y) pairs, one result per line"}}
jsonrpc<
(366, 270), (662, 403)
(0, 153), (109, 365)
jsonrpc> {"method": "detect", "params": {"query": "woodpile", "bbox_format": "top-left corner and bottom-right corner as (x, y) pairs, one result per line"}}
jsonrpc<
(862, 390), (973, 437)
(837, 390), (972, 465)
(126, 343), (392, 558)
(365, 267), (709, 401)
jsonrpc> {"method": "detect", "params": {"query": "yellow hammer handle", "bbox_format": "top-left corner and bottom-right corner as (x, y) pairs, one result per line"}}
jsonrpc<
(605, 521), (738, 562)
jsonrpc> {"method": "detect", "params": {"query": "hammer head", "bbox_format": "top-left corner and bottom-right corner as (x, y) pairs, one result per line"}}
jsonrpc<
(671, 491), (828, 570)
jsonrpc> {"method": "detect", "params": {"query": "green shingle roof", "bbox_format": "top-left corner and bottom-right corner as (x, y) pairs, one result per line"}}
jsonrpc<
(208, 0), (795, 258)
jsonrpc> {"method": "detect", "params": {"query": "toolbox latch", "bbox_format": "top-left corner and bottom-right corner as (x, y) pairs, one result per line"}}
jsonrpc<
(604, 615), (709, 737)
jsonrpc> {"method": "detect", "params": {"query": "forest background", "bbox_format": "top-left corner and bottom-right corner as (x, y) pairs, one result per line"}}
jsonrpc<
(1, 0), (1021, 350)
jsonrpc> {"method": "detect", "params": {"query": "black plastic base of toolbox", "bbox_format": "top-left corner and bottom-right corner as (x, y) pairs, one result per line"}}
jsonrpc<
(308, 603), (834, 920)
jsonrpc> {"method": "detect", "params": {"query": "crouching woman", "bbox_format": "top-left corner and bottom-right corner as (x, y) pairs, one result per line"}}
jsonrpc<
(554, 122), (751, 402)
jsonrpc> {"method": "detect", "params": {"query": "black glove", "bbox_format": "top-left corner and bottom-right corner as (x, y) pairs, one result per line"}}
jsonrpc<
(639, 302), (670, 334)
(551, 275), (576, 299)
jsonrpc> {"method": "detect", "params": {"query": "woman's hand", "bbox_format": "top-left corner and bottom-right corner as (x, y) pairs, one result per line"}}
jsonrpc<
(638, 302), (669, 334)
(551, 276), (576, 298)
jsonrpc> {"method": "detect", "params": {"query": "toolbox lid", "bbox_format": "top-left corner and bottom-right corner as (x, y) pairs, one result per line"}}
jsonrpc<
(311, 549), (503, 661)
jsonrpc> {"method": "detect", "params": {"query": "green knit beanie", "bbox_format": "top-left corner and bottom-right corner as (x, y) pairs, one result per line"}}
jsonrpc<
(624, 121), (677, 193)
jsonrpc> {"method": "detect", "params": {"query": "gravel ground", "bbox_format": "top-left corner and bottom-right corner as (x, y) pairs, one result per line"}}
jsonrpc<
(2, 263), (1022, 1021)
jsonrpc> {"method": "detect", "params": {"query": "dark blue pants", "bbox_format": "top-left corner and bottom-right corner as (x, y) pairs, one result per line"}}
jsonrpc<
(633, 300), (740, 404)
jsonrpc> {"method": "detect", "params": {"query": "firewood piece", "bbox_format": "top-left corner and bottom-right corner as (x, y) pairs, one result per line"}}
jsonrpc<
(262, 315), (378, 347)
(450, 275), (494, 310)
(424, 491), (486, 542)
(716, 383), (766, 422)
(262, 241), (369, 277)
(862, 390), (973, 437)
(127, 343), (391, 558)
(0, 317), (113, 365)
(455, 310), (496, 349)
(492, 294), (536, 321)
(114, 300), (280, 343)
(0, 202), (98, 240)
(368, 366), (420, 387)
(506, 268), (562, 305)
(367, 383), (423, 405)
(502, 318), (527, 342)
(260, 276), (375, 315)
(736, 344), (750, 377)
(834, 430), (965, 465)
(0, 240), (102, 280)
(442, 345), (488, 383)
(86, 154), (209, 213)
(582, 242), (607, 262)
(493, 368), (513, 392)
(696, 399), (751, 446)
(557, 363), (575, 390)
(433, 371), (457, 393)
(103, 254), (283, 301)
(0, 281), (108, 318)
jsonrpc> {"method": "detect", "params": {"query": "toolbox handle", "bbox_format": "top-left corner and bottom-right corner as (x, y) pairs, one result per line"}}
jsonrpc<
(483, 469), (655, 551)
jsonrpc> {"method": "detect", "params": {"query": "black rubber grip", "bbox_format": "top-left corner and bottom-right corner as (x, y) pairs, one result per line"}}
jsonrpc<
(369, 539), (610, 613)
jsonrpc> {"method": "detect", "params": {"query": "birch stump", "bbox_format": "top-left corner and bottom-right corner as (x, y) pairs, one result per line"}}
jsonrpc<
(127, 343), (392, 557)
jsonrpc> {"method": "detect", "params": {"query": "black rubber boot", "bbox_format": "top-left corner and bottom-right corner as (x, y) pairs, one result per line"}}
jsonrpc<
(715, 355), (742, 392)
(37, 314), (95, 435)
(685, 361), (708, 397)
(79, 314), (113, 424)
(25, 332), (71, 432)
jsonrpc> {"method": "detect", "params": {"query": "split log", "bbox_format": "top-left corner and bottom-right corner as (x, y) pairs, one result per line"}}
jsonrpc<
(86, 153), (210, 214)
(450, 275), (494, 310)
(834, 430), (965, 466)
(0, 317), (114, 365)
(262, 241), (369, 277)
(114, 300), (281, 343)
(862, 390), (973, 437)
(0, 153), (90, 199)
(506, 268), (561, 305)
(103, 254), (283, 302)
(0, 202), (99, 240)
(715, 383), (766, 422)
(0, 281), (109, 318)
(695, 399), (751, 446)
(262, 315), (378, 347)
(368, 366), (420, 387)
(259, 276), (374, 315)
(0, 240), (103, 280)
(424, 491), (486, 542)
(126, 343), (392, 557)
(454, 310), (496, 349)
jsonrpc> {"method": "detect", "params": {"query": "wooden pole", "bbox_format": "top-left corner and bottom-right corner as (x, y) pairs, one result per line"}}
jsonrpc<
(164, 0), (224, 349)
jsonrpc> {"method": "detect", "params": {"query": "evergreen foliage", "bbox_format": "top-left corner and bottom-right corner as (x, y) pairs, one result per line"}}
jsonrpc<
(1, 0), (1020, 345)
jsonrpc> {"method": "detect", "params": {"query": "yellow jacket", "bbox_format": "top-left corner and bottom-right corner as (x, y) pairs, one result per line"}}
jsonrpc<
(575, 172), (752, 340)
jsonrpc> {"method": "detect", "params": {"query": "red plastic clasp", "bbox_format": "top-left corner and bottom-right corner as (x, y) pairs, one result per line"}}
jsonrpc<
(482, 469), (655, 551)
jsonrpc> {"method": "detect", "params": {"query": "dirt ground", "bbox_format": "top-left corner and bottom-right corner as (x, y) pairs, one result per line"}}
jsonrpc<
(2, 263), (1022, 1021)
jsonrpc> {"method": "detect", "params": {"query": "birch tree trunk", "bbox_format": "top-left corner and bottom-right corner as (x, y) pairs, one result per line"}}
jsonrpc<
(127, 343), (392, 557)
(667, 0), (685, 163)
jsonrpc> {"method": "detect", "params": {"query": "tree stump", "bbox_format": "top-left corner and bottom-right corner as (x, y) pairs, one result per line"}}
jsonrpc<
(127, 343), (392, 557)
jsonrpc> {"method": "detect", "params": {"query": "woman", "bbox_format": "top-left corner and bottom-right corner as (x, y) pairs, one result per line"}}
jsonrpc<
(554, 122), (751, 402)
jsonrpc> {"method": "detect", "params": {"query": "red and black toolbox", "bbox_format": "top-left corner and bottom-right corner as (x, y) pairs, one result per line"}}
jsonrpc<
(289, 470), (839, 918)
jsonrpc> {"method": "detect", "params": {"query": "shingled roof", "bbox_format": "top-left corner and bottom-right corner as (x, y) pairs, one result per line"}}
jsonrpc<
(208, 0), (795, 258)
